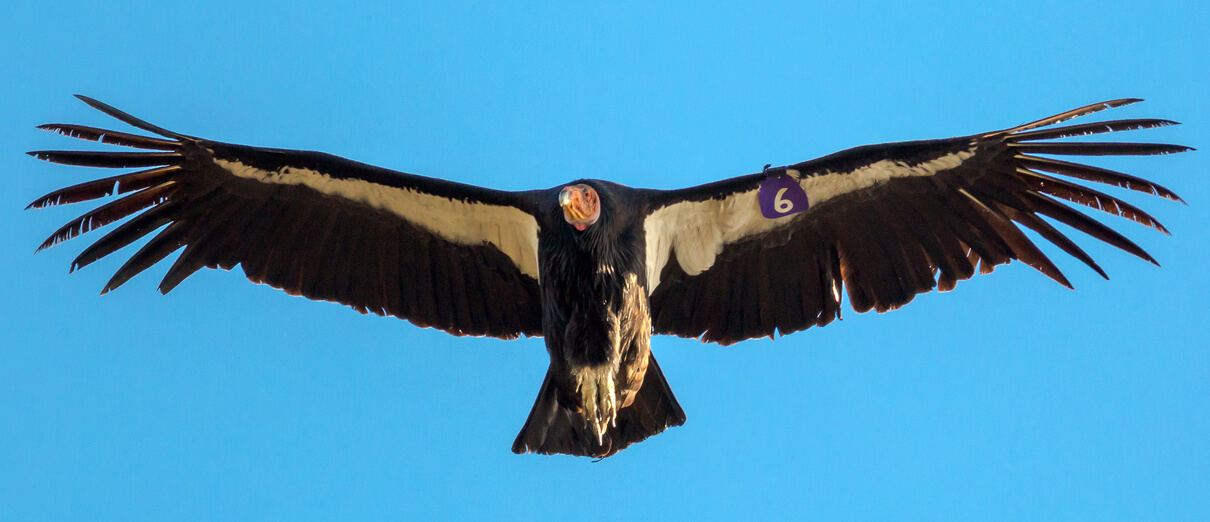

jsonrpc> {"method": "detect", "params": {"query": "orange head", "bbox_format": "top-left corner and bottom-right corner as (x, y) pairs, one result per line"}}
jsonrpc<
(559, 184), (601, 231)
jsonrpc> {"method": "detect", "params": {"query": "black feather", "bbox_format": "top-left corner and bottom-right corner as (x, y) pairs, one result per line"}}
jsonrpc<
(28, 150), (182, 168)
(73, 95), (192, 140)
(1011, 119), (1178, 142)
(70, 202), (179, 271)
(1022, 192), (1158, 265)
(1017, 155), (1183, 202)
(102, 221), (190, 294)
(1016, 169), (1169, 232)
(1009, 142), (1191, 156)
(1001, 99), (1143, 134)
(37, 182), (177, 252)
(37, 123), (180, 150)
(27, 166), (179, 210)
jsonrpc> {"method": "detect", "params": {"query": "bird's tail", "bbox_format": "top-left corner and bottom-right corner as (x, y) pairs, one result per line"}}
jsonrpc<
(511, 354), (686, 458)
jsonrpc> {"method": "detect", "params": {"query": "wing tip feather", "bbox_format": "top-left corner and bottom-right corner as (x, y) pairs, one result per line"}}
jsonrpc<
(71, 95), (189, 140)
(35, 123), (72, 135)
(1054, 274), (1075, 290)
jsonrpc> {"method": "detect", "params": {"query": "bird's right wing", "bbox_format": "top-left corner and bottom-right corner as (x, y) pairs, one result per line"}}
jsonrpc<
(28, 96), (544, 339)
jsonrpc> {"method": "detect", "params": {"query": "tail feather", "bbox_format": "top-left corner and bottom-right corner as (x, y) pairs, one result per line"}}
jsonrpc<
(512, 354), (686, 458)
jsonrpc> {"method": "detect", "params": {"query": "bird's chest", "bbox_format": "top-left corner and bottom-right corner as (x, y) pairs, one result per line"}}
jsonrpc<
(538, 230), (649, 368)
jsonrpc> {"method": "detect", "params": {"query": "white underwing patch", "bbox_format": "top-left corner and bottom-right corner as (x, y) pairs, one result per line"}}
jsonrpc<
(644, 186), (774, 293)
(799, 151), (975, 204)
(644, 149), (975, 293)
(215, 159), (541, 280)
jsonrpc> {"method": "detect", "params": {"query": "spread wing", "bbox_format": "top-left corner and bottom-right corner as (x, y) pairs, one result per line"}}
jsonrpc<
(644, 99), (1189, 345)
(28, 96), (543, 339)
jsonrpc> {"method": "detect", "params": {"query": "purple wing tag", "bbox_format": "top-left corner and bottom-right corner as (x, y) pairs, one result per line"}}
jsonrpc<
(758, 174), (809, 219)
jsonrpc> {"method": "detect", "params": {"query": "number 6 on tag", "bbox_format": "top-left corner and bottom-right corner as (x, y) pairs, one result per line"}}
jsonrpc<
(758, 173), (809, 219)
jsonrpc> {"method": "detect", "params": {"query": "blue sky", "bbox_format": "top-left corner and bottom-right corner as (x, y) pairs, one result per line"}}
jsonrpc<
(2, 1), (1207, 520)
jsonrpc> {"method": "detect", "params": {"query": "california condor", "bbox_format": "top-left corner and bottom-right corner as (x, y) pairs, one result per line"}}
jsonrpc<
(27, 96), (1188, 458)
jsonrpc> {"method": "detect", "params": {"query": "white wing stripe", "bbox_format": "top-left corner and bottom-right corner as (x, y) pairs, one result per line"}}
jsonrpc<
(644, 149), (975, 293)
(215, 159), (541, 280)
(799, 150), (975, 204)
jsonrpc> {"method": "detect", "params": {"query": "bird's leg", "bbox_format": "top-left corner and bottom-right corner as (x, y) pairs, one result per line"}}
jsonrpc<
(572, 365), (617, 444)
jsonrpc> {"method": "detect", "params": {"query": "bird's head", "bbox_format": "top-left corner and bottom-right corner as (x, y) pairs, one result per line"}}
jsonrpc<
(559, 184), (600, 231)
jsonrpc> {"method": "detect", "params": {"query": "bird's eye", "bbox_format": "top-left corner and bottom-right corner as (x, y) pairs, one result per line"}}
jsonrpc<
(580, 186), (598, 210)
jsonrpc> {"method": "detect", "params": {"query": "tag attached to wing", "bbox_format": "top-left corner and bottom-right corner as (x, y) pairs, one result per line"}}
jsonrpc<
(758, 171), (809, 219)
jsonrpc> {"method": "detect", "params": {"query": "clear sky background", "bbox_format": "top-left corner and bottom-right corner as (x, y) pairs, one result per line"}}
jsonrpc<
(1, 1), (1207, 520)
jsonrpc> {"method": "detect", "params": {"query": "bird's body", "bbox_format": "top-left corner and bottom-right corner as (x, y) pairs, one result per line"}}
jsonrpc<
(27, 97), (1189, 457)
(522, 182), (684, 456)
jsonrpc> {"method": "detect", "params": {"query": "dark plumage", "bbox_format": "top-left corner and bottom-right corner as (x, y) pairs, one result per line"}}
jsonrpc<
(27, 96), (1187, 457)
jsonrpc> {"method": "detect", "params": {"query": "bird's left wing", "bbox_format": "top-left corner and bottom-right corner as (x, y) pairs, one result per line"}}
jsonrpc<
(643, 100), (1188, 345)
(28, 96), (543, 339)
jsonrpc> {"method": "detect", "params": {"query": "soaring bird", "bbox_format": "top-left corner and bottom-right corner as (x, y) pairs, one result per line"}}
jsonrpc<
(27, 96), (1188, 458)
